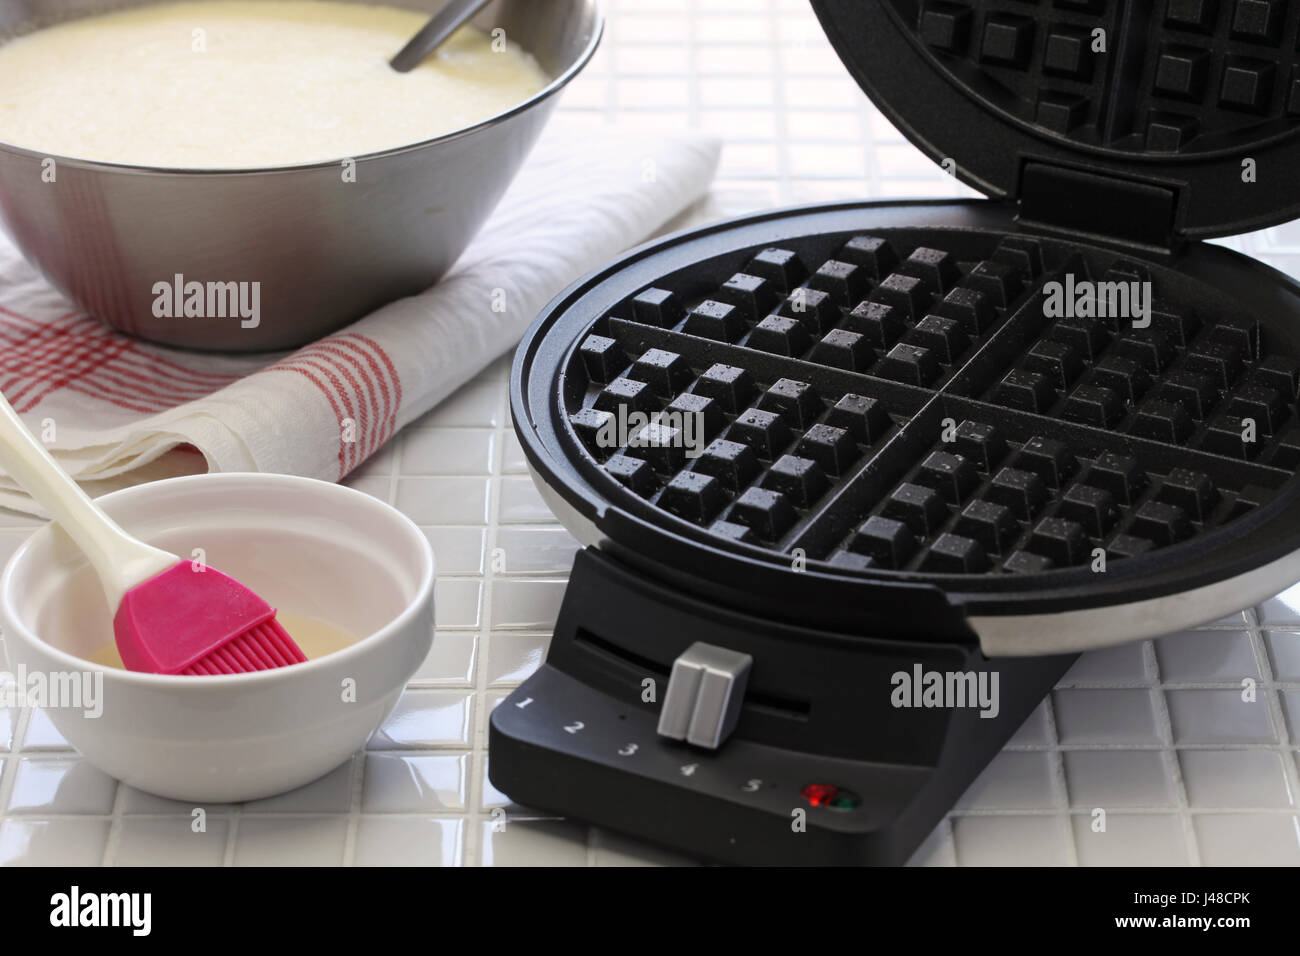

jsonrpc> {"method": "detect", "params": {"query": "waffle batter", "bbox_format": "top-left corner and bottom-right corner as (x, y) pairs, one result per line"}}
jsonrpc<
(0, 1), (549, 168)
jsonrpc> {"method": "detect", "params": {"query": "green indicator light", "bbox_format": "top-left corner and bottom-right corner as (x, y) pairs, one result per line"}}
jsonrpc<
(829, 788), (862, 811)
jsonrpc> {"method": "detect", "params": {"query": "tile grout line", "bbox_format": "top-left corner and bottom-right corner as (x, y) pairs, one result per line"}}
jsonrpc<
(1055, 650), (1086, 868)
(603, 6), (618, 126)
(1148, 635), (1202, 866)
(765, 0), (793, 205)
(1046, 674), (1078, 866)
(1251, 612), (1300, 818)
(99, 774), (126, 866)
(685, 0), (701, 135)
(343, 417), (411, 866)
(949, 805), (1300, 817)
(222, 799), (240, 866)
(341, 754), (364, 867)
(0, 705), (30, 836)
(466, 371), (510, 866)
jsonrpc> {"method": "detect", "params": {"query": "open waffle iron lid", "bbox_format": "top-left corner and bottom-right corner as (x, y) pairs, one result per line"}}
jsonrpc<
(512, 0), (1300, 657)
(811, 0), (1300, 244)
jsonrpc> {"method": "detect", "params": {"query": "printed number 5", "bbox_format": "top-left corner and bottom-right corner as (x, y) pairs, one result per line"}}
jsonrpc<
(619, 743), (638, 756)
(564, 721), (584, 734)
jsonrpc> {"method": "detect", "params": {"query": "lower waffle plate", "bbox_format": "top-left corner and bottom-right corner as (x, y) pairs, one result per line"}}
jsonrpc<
(513, 199), (1300, 652)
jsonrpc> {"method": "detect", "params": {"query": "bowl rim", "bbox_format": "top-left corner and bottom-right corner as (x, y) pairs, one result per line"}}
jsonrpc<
(0, 471), (437, 689)
(0, 0), (605, 176)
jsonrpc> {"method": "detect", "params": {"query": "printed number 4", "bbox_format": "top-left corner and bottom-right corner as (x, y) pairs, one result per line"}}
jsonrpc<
(680, 763), (698, 777)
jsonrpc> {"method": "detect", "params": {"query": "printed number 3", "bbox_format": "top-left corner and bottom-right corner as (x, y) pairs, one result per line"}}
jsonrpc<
(619, 743), (638, 756)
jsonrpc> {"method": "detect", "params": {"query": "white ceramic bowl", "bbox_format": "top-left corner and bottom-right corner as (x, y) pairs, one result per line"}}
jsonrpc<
(0, 473), (435, 802)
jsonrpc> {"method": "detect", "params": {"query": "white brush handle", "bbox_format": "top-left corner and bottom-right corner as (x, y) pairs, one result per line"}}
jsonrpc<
(0, 390), (177, 611)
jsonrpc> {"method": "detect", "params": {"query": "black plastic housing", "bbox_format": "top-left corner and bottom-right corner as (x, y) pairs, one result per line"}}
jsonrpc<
(489, 548), (1076, 865)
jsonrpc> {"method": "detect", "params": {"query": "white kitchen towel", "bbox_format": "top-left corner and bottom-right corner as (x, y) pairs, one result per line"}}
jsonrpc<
(0, 123), (721, 515)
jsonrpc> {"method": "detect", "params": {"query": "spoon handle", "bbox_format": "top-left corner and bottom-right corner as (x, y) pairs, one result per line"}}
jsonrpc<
(391, 0), (494, 73)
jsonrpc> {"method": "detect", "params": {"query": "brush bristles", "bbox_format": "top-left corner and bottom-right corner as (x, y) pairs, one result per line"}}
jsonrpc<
(180, 618), (308, 675)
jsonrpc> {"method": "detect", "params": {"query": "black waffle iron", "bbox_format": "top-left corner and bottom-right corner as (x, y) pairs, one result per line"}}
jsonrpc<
(489, 0), (1300, 865)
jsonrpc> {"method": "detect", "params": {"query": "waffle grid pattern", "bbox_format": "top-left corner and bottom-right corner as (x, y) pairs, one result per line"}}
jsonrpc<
(907, 0), (1300, 153)
(567, 230), (1298, 575)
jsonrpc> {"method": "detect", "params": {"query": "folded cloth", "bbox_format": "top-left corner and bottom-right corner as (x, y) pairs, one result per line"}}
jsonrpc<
(0, 123), (721, 515)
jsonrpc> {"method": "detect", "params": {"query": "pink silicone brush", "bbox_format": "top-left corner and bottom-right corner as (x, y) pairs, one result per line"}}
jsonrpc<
(0, 390), (306, 675)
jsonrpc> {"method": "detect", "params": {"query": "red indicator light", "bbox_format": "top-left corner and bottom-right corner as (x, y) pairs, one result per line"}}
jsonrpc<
(801, 783), (839, 807)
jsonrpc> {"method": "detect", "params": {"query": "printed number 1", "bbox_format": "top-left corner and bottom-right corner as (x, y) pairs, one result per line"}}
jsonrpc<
(515, 697), (533, 709)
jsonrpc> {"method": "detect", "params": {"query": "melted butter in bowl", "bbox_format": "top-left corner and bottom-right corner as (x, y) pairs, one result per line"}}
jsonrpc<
(0, 0), (550, 168)
(87, 613), (357, 670)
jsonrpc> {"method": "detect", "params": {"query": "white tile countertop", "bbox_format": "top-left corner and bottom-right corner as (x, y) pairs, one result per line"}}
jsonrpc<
(1, 0), (1299, 866)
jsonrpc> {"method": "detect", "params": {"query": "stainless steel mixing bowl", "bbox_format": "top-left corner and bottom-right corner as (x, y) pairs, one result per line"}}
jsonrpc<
(0, 0), (603, 352)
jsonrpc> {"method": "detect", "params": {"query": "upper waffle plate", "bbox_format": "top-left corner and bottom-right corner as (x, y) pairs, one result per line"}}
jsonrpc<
(894, 0), (1300, 154)
(812, 0), (1300, 237)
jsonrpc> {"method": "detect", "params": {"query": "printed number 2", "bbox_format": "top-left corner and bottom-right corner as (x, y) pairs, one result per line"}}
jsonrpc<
(564, 721), (584, 734)
(619, 743), (638, 756)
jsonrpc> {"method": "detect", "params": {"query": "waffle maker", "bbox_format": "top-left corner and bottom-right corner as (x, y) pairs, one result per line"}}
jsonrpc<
(489, 0), (1300, 865)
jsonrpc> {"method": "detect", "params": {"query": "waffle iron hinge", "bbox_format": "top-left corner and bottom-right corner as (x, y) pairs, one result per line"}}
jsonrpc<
(1015, 161), (1184, 259)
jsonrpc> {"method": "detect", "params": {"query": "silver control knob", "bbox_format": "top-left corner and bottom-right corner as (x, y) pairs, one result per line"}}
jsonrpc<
(656, 641), (752, 749)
